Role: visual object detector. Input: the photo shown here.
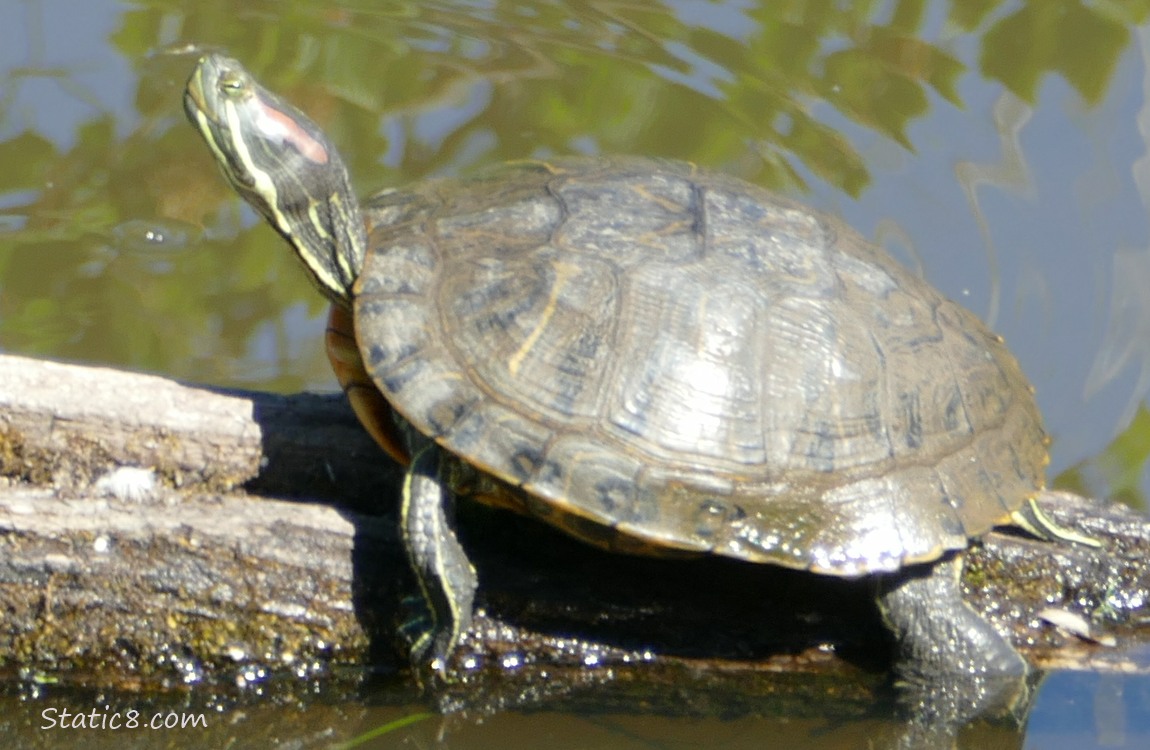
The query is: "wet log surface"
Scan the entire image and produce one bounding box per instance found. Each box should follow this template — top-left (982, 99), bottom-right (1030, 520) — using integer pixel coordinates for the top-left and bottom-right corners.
top-left (1, 353), bottom-right (1149, 711)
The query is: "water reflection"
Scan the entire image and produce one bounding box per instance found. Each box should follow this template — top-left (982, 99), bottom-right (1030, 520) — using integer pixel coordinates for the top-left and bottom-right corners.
top-left (3, 668), bottom-right (1148, 748)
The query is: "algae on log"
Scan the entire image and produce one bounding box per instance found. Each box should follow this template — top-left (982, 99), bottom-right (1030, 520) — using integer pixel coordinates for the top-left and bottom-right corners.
top-left (0, 353), bottom-right (1148, 694)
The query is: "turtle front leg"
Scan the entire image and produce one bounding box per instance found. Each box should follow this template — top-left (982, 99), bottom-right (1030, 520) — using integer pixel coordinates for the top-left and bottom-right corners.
top-left (401, 445), bottom-right (478, 671)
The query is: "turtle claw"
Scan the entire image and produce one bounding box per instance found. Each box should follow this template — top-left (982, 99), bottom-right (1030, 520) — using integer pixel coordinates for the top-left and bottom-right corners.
top-left (397, 605), bottom-right (432, 648)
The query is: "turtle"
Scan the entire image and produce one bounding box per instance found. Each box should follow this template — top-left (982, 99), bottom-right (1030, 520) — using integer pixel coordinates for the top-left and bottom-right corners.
top-left (183, 53), bottom-right (1092, 686)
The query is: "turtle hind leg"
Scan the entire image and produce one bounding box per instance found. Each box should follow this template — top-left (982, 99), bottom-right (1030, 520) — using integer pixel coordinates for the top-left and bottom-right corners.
top-left (401, 445), bottom-right (478, 673)
top-left (877, 554), bottom-right (1030, 733)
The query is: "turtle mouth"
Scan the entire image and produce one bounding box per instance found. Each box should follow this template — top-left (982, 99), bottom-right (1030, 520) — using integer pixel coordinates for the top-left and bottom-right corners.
top-left (183, 66), bottom-right (217, 150)
top-left (184, 59), bottom-right (206, 107)
top-left (183, 87), bottom-right (205, 130)
top-left (183, 63), bottom-right (255, 199)
top-left (183, 58), bottom-right (224, 130)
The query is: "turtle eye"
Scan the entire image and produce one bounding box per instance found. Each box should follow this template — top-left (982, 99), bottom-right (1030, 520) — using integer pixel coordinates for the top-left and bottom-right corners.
top-left (218, 72), bottom-right (245, 96)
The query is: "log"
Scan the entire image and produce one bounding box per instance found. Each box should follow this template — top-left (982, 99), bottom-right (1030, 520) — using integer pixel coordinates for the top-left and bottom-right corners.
top-left (0, 353), bottom-right (1148, 704)
top-left (0, 353), bottom-right (402, 503)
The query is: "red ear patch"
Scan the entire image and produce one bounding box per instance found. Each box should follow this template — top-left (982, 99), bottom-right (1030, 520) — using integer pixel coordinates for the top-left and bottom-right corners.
top-left (257, 100), bottom-right (330, 165)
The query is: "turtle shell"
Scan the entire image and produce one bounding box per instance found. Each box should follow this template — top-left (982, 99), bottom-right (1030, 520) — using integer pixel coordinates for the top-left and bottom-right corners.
top-left (352, 156), bottom-right (1046, 577)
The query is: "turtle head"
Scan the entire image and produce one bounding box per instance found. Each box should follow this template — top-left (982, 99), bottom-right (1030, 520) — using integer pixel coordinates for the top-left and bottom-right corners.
top-left (184, 54), bottom-right (364, 305)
